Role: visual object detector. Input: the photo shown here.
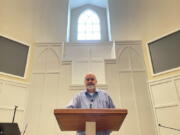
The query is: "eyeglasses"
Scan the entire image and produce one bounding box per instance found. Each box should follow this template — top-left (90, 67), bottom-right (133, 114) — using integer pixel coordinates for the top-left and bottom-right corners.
top-left (85, 78), bottom-right (95, 81)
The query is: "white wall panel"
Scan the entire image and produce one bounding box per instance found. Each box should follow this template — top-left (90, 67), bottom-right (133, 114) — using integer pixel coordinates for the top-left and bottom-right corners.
top-left (117, 48), bottom-right (130, 70)
top-left (151, 81), bottom-right (178, 107)
top-left (149, 75), bottom-right (180, 135)
top-left (37, 73), bottom-right (60, 135)
top-left (0, 79), bottom-right (29, 132)
top-left (72, 60), bottom-right (105, 84)
top-left (33, 48), bottom-right (47, 73)
top-left (25, 74), bottom-right (44, 135)
top-left (0, 109), bottom-right (24, 128)
top-left (0, 81), bottom-right (3, 94)
top-left (159, 126), bottom-right (180, 135)
top-left (133, 72), bottom-right (155, 135)
top-left (129, 47), bottom-right (144, 70)
top-left (0, 83), bottom-right (28, 109)
top-left (25, 42), bottom-right (155, 135)
top-left (174, 78), bottom-right (180, 101)
top-left (63, 42), bottom-right (115, 85)
top-left (119, 72), bottom-right (140, 135)
top-left (156, 106), bottom-right (180, 129)
top-left (25, 74), bottom-right (61, 135)
top-left (63, 43), bottom-right (115, 61)
top-left (156, 106), bottom-right (180, 135)
top-left (90, 60), bottom-right (105, 84)
top-left (25, 45), bottom-right (61, 135)
top-left (46, 49), bottom-right (60, 72)
top-left (116, 43), bottom-right (155, 135)
top-left (72, 61), bottom-right (89, 84)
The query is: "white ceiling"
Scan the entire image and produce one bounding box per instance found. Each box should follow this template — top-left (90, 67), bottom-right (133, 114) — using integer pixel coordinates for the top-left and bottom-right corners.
top-left (70, 0), bottom-right (108, 9)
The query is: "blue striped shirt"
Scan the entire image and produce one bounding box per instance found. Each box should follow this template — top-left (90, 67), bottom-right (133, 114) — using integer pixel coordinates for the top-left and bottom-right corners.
top-left (66, 89), bottom-right (115, 135)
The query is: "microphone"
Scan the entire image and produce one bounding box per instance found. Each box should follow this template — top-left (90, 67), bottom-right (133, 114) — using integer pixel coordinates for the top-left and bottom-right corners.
top-left (159, 124), bottom-right (180, 131)
top-left (90, 99), bottom-right (94, 109)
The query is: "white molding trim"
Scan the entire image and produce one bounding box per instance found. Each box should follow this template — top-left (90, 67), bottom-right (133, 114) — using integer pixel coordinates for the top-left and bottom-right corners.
top-left (5, 82), bottom-right (28, 89)
top-left (70, 84), bottom-right (108, 90)
top-left (148, 73), bottom-right (180, 84)
top-left (35, 42), bottom-right (63, 47)
top-left (130, 71), bottom-right (142, 135)
top-left (174, 77), bottom-right (180, 82)
top-left (0, 72), bottom-right (26, 80)
top-left (148, 83), bottom-right (159, 135)
top-left (34, 40), bottom-right (142, 46)
top-left (0, 78), bottom-right (30, 86)
top-left (64, 41), bottom-right (114, 46)
top-left (104, 59), bottom-right (116, 64)
top-left (173, 78), bottom-right (180, 103)
top-left (61, 59), bottom-right (116, 65)
top-left (61, 60), bottom-right (72, 65)
top-left (146, 82), bottom-right (159, 135)
top-left (32, 71), bottom-right (61, 74)
top-left (118, 69), bottom-right (145, 72)
top-left (0, 106), bottom-right (25, 112)
top-left (154, 103), bottom-right (178, 109)
top-left (149, 80), bottom-right (172, 86)
top-left (115, 40), bottom-right (141, 45)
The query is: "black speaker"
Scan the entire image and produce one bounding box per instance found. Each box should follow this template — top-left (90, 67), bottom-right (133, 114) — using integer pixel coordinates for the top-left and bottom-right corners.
top-left (0, 123), bottom-right (20, 135)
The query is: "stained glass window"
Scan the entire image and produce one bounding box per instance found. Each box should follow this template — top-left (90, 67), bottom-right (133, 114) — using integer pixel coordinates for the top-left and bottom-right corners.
top-left (78, 9), bottom-right (101, 40)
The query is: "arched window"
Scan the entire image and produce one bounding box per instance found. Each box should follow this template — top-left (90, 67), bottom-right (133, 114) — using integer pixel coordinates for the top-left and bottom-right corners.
top-left (77, 9), bottom-right (101, 40)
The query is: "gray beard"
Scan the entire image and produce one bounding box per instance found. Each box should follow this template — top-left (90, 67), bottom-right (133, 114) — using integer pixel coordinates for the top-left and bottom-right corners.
top-left (86, 85), bottom-right (95, 90)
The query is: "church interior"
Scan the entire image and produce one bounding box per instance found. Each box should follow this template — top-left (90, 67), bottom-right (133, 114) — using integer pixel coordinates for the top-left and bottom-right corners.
top-left (0, 0), bottom-right (180, 135)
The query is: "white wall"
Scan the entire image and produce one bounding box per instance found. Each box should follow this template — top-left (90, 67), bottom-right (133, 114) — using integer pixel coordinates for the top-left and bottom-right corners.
top-left (148, 75), bottom-right (180, 135)
top-left (141, 0), bottom-right (180, 80)
top-left (0, 79), bottom-right (29, 132)
top-left (108, 0), bottom-right (143, 40)
top-left (141, 1), bottom-right (180, 134)
top-left (23, 41), bottom-right (155, 135)
top-left (0, 0), bottom-right (35, 44)
top-left (62, 42), bottom-right (115, 84)
top-left (0, 1), bottom-right (180, 135)
top-left (142, 0), bottom-right (180, 41)
top-left (110, 41), bottom-right (156, 135)
top-left (1, 0), bottom-right (179, 43)
top-left (0, 0), bottom-right (68, 43)
top-left (0, 0), bottom-right (144, 43)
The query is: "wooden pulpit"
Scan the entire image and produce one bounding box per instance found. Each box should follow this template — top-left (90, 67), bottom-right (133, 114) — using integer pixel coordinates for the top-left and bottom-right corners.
top-left (54, 109), bottom-right (127, 135)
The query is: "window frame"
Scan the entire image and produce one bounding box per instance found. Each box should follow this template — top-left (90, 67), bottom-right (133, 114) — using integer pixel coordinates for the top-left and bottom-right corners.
top-left (77, 9), bottom-right (101, 41)
top-left (69, 5), bottom-right (110, 43)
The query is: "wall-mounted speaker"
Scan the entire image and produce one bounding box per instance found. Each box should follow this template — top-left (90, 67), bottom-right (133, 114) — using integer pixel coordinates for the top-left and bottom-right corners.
top-left (0, 123), bottom-right (20, 135)
top-left (0, 36), bottom-right (30, 78)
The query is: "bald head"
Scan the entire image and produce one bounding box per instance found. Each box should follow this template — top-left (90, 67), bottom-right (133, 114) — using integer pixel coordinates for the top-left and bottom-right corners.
top-left (84, 73), bottom-right (97, 93)
top-left (84, 73), bottom-right (97, 80)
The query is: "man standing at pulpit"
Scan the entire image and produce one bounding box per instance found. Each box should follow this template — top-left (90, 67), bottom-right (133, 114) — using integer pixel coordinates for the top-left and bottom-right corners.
top-left (67, 73), bottom-right (115, 135)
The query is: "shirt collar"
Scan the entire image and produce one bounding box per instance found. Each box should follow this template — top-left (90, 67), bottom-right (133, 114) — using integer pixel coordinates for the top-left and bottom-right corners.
top-left (85, 89), bottom-right (99, 98)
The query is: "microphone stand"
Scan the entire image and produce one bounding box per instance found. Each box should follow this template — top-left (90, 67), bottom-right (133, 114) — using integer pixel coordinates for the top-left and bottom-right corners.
top-left (22, 124), bottom-right (28, 135)
top-left (12, 105), bottom-right (18, 123)
top-left (90, 99), bottom-right (94, 109)
top-left (159, 124), bottom-right (180, 132)
top-left (12, 105), bottom-right (28, 135)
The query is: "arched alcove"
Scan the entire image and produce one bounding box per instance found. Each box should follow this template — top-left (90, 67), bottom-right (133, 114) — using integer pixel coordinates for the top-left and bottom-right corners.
top-left (34, 48), bottom-right (60, 72)
top-left (116, 45), bottom-right (153, 135)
